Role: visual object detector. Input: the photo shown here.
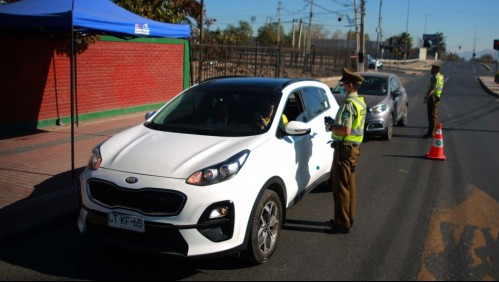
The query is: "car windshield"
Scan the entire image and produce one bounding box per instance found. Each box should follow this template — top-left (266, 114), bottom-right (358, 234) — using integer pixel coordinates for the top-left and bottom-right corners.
top-left (145, 87), bottom-right (282, 137)
top-left (358, 76), bottom-right (388, 96)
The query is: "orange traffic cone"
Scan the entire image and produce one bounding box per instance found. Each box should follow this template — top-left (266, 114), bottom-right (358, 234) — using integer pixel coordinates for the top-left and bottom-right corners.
top-left (426, 123), bottom-right (446, 160)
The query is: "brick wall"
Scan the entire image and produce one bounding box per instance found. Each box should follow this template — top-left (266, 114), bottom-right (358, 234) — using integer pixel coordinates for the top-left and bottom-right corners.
top-left (0, 35), bottom-right (187, 130)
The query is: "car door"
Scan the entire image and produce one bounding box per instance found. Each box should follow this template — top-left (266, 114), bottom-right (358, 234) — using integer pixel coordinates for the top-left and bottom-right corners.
top-left (295, 86), bottom-right (336, 185)
top-left (390, 76), bottom-right (404, 121)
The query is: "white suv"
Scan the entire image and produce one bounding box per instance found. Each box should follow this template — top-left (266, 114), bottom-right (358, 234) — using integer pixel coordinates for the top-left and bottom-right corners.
top-left (77, 77), bottom-right (339, 264)
top-left (368, 54), bottom-right (383, 69)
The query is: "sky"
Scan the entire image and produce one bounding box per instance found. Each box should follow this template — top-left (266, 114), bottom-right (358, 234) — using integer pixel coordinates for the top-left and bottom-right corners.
top-left (203, 0), bottom-right (499, 56)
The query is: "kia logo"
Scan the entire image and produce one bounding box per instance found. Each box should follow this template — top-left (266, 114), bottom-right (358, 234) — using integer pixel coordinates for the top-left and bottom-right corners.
top-left (125, 177), bottom-right (138, 184)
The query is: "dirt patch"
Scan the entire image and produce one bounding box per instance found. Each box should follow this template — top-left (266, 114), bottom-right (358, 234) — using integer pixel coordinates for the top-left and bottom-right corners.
top-left (418, 187), bottom-right (498, 281)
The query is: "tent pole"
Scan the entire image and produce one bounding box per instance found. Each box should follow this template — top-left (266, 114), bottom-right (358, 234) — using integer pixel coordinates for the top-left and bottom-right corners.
top-left (69, 24), bottom-right (75, 179)
top-left (70, 0), bottom-right (76, 178)
top-left (75, 47), bottom-right (79, 126)
top-left (188, 39), bottom-right (193, 86)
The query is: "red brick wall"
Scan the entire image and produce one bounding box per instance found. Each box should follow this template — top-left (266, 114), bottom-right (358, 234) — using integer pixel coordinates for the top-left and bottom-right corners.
top-left (0, 35), bottom-right (186, 128)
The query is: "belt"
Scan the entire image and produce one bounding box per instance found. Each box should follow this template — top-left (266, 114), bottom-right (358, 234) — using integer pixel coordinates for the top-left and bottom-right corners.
top-left (342, 141), bottom-right (361, 147)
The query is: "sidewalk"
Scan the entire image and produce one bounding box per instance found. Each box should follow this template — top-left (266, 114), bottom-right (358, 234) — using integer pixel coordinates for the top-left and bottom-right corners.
top-left (1, 71), bottom-right (498, 243)
top-left (0, 113), bottom-right (145, 242)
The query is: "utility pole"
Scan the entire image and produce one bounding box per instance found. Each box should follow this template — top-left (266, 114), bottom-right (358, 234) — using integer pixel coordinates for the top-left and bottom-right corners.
top-left (298, 19), bottom-right (303, 49)
top-left (353, 0), bottom-right (360, 71)
top-left (307, 0), bottom-right (314, 51)
top-left (199, 0), bottom-right (204, 42)
top-left (277, 1), bottom-right (282, 45)
top-left (198, 0), bottom-right (204, 83)
top-left (404, 0), bottom-right (410, 62)
top-left (359, 0), bottom-right (366, 72)
top-left (292, 18), bottom-right (296, 48)
top-left (375, 0), bottom-right (382, 72)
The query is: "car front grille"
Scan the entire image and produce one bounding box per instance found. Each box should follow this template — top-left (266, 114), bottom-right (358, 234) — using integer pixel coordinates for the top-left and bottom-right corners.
top-left (87, 179), bottom-right (186, 216)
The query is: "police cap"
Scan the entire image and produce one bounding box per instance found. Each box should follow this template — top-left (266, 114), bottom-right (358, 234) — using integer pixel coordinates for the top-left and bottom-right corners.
top-left (339, 67), bottom-right (364, 84)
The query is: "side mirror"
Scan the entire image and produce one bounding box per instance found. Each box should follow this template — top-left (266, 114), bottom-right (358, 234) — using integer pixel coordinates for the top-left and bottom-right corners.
top-left (285, 121), bottom-right (312, 136)
top-left (145, 111), bottom-right (157, 120)
top-left (392, 90), bottom-right (402, 98)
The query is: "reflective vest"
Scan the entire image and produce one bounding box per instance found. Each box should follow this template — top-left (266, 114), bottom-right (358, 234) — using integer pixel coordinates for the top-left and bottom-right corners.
top-left (333, 95), bottom-right (367, 144)
top-left (435, 73), bottom-right (444, 98)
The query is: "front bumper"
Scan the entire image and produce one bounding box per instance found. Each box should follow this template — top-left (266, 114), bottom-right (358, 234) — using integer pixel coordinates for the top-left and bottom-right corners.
top-left (77, 168), bottom-right (256, 257)
top-left (364, 114), bottom-right (389, 136)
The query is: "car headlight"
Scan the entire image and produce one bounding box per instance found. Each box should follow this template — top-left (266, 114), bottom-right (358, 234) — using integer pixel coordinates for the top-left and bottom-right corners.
top-left (186, 150), bottom-right (250, 186)
top-left (369, 104), bottom-right (387, 114)
top-left (87, 144), bottom-right (103, 171)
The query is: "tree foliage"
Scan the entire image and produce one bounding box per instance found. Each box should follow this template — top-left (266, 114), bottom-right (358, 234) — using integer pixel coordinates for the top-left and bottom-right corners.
top-left (432, 32), bottom-right (446, 53)
top-left (256, 23), bottom-right (285, 46)
top-left (112, 0), bottom-right (201, 25)
top-left (206, 21), bottom-right (253, 45)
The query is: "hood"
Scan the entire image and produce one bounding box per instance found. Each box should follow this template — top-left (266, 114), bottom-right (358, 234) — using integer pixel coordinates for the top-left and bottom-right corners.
top-left (99, 124), bottom-right (264, 179)
top-left (333, 93), bottom-right (389, 108)
top-left (358, 94), bottom-right (389, 109)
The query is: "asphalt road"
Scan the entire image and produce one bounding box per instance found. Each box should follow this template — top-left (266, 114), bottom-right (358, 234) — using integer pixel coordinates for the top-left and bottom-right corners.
top-left (0, 62), bottom-right (497, 281)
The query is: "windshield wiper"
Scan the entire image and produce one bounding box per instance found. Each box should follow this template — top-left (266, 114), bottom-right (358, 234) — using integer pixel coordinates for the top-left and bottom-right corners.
top-left (144, 122), bottom-right (168, 131)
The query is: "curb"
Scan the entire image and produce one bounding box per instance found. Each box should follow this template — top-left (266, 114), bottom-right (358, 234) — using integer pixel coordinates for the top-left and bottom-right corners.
top-left (477, 77), bottom-right (499, 98)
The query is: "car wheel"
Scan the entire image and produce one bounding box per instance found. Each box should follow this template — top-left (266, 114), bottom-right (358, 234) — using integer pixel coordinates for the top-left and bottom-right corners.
top-left (382, 114), bottom-right (393, 140)
top-left (397, 105), bottom-right (408, 127)
top-left (242, 189), bottom-right (282, 264)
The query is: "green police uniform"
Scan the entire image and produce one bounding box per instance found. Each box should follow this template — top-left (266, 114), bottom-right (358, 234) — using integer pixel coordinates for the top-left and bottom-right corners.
top-left (329, 68), bottom-right (367, 232)
top-left (425, 61), bottom-right (444, 137)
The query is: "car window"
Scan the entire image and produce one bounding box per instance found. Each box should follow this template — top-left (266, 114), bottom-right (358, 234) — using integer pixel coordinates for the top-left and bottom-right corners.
top-left (146, 87), bottom-right (282, 137)
top-left (283, 91), bottom-right (306, 122)
top-left (389, 77), bottom-right (400, 92)
top-left (358, 77), bottom-right (388, 96)
top-left (300, 87), bottom-right (331, 121)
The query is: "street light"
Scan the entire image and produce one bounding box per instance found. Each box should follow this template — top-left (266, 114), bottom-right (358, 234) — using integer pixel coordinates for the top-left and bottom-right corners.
top-left (424, 13), bottom-right (431, 34)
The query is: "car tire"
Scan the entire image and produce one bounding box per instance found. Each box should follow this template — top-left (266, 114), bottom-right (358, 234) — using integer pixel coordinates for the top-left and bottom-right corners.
top-left (397, 105), bottom-right (408, 127)
top-left (382, 114), bottom-right (393, 141)
top-left (242, 189), bottom-right (282, 264)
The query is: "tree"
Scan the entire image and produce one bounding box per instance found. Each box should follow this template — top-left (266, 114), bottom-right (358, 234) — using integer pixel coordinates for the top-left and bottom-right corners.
top-left (112, 0), bottom-right (201, 24)
top-left (207, 21), bottom-right (253, 45)
top-left (331, 30), bottom-right (343, 40)
top-left (310, 24), bottom-right (330, 40)
top-left (432, 32), bottom-right (446, 54)
top-left (399, 32), bottom-right (413, 59)
top-left (256, 23), bottom-right (284, 46)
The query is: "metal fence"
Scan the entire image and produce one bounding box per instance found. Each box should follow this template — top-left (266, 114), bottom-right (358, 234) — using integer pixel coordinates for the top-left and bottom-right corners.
top-left (190, 42), bottom-right (420, 85)
top-left (190, 43), bottom-right (357, 85)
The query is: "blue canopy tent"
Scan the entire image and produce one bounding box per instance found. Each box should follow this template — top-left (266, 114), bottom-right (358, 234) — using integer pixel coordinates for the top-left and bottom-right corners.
top-left (0, 0), bottom-right (190, 37)
top-left (0, 0), bottom-right (191, 176)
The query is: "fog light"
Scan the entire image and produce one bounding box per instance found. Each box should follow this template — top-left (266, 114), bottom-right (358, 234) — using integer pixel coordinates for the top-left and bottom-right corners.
top-left (209, 207), bottom-right (229, 219)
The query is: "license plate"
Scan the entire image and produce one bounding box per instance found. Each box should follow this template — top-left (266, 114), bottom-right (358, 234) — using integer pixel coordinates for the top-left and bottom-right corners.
top-left (108, 213), bottom-right (145, 233)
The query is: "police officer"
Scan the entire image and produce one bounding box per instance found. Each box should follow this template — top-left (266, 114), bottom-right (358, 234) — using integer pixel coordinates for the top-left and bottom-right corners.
top-left (325, 67), bottom-right (366, 234)
top-left (423, 61), bottom-right (444, 138)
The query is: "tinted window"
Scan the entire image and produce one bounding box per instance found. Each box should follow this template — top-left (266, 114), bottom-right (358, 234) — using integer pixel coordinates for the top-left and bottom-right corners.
top-left (358, 76), bottom-right (388, 96)
top-left (300, 87), bottom-right (331, 121)
top-left (390, 76), bottom-right (400, 92)
top-left (146, 87), bottom-right (281, 137)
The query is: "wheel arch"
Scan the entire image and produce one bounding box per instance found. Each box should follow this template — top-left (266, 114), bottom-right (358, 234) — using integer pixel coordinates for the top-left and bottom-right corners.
top-left (242, 176), bottom-right (287, 246)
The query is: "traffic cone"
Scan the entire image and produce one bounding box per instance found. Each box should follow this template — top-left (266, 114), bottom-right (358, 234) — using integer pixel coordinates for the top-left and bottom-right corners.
top-left (426, 123), bottom-right (446, 160)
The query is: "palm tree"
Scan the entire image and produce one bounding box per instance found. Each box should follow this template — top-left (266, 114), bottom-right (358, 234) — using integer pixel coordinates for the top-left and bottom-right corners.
top-left (398, 32), bottom-right (413, 60)
top-left (432, 32), bottom-right (446, 55)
